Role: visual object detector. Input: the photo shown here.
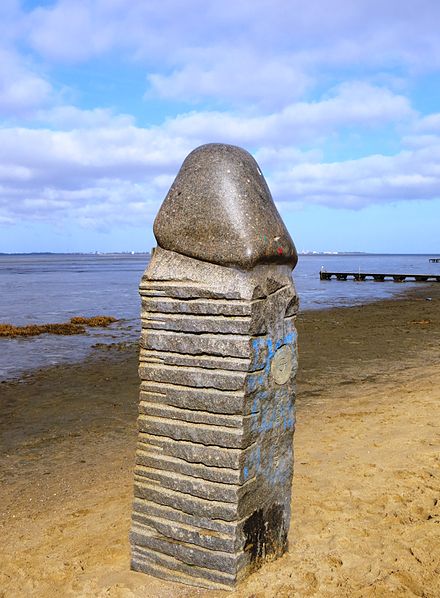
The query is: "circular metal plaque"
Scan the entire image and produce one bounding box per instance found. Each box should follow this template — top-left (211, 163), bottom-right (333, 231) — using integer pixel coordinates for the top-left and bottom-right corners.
top-left (270, 345), bottom-right (294, 385)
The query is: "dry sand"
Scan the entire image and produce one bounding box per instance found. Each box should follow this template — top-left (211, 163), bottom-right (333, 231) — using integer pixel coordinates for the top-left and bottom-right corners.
top-left (1, 286), bottom-right (439, 597)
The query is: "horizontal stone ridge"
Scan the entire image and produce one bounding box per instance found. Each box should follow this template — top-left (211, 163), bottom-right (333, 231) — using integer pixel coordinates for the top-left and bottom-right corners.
top-left (134, 479), bottom-right (239, 521)
top-left (139, 279), bottom-right (241, 301)
top-left (131, 524), bottom-right (241, 573)
top-left (139, 347), bottom-right (250, 371)
top-left (137, 414), bottom-right (244, 447)
top-left (131, 545), bottom-right (236, 589)
top-left (132, 513), bottom-right (235, 552)
top-left (140, 279), bottom-right (295, 305)
top-left (138, 434), bottom-right (242, 468)
top-left (138, 406), bottom-right (258, 449)
top-left (142, 312), bottom-right (251, 334)
top-left (136, 447), bottom-right (240, 484)
top-left (138, 363), bottom-right (246, 391)
top-left (139, 279), bottom-right (207, 291)
top-left (141, 295), bottom-right (253, 316)
top-left (141, 330), bottom-right (250, 358)
top-left (139, 383), bottom-right (245, 414)
top-left (134, 464), bottom-right (242, 503)
top-left (132, 498), bottom-right (238, 534)
top-left (138, 400), bottom-right (243, 428)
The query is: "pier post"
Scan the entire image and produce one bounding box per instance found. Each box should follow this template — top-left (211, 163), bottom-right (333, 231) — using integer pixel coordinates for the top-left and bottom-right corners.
top-left (130, 144), bottom-right (299, 589)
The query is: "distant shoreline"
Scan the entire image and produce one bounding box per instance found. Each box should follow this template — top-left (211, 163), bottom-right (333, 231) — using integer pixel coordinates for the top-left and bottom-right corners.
top-left (0, 251), bottom-right (151, 256)
top-left (1, 251), bottom-right (439, 256)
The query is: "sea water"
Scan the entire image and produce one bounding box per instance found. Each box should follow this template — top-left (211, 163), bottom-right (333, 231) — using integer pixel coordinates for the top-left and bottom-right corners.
top-left (0, 253), bottom-right (437, 381)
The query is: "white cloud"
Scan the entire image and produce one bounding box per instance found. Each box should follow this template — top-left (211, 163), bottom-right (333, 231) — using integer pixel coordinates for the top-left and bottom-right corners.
top-left (0, 124), bottom-right (193, 191)
top-left (148, 50), bottom-right (311, 107)
top-left (0, 114), bottom-right (194, 228)
top-left (270, 140), bottom-right (440, 208)
top-left (163, 83), bottom-right (414, 145)
top-left (0, 49), bottom-right (52, 116)
top-left (23, 0), bottom-right (440, 107)
top-left (0, 0), bottom-right (439, 235)
top-left (26, 1), bottom-right (440, 65)
top-left (0, 88), bottom-right (437, 230)
top-left (27, 1), bottom-right (118, 62)
top-left (35, 105), bottom-right (135, 129)
top-left (0, 0), bottom-right (25, 44)
top-left (413, 113), bottom-right (440, 134)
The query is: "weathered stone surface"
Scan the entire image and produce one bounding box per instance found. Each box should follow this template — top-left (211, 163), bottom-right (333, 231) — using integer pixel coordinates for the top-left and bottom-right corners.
top-left (139, 381), bottom-right (246, 414)
top-left (135, 446), bottom-right (241, 484)
top-left (131, 526), bottom-right (242, 573)
top-left (141, 246), bottom-right (295, 301)
top-left (132, 497), bottom-right (237, 534)
top-left (132, 513), bottom-right (236, 552)
top-left (137, 414), bottom-right (244, 447)
top-left (138, 399), bottom-right (243, 427)
top-left (140, 329), bottom-right (251, 359)
top-left (139, 433), bottom-right (242, 468)
top-left (141, 312), bottom-right (252, 334)
top-left (139, 347), bottom-right (250, 371)
top-left (134, 479), bottom-right (239, 521)
top-left (131, 144), bottom-right (298, 589)
top-left (142, 296), bottom-right (252, 316)
top-left (153, 143), bottom-right (297, 270)
top-left (134, 465), bottom-right (243, 503)
top-left (131, 545), bottom-right (236, 589)
top-left (138, 361), bottom-right (246, 390)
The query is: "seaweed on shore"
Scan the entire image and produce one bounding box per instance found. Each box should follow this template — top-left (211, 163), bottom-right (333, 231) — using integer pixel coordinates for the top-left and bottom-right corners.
top-left (0, 316), bottom-right (118, 338)
top-left (70, 316), bottom-right (118, 327)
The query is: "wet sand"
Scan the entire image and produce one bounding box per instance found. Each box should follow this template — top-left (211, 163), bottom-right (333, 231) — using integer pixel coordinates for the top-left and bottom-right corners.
top-left (1, 285), bottom-right (439, 597)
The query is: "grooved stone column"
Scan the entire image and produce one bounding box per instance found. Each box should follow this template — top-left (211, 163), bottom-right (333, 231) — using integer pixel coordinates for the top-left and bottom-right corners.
top-left (130, 143), bottom-right (299, 590)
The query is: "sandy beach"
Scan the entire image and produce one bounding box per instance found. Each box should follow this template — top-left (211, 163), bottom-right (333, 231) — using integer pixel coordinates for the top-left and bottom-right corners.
top-left (1, 285), bottom-right (439, 597)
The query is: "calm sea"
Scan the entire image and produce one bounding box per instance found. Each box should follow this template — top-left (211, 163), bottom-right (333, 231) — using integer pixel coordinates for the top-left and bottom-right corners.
top-left (0, 253), bottom-right (437, 381)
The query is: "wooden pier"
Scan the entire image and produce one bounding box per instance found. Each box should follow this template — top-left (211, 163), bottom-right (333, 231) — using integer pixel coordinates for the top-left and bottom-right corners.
top-left (320, 271), bottom-right (440, 282)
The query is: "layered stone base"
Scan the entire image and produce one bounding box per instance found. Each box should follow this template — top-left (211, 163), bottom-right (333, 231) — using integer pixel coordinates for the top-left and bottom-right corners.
top-left (130, 247), bottom-right (298, 589)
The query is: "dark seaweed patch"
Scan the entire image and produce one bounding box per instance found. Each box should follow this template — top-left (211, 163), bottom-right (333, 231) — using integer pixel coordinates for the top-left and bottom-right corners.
top-left (243, 503), bottom-right (287, 565)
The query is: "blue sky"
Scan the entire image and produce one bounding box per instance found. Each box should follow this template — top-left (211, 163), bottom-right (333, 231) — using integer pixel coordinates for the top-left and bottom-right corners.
top-left (1, 0), bottom-right (440, 253)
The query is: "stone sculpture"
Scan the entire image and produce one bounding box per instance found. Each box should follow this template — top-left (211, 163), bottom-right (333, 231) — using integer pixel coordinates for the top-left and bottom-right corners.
top-left (130, 143), bottom-right (299, 589)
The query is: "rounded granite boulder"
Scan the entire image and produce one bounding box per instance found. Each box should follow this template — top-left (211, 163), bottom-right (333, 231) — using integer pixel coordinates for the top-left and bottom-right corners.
top-left (153, 143), bottom-right (298, 270)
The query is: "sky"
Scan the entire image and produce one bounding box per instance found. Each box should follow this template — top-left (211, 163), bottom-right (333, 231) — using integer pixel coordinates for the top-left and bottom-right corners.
top-left (1, 0), bottom-right (440, 254)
